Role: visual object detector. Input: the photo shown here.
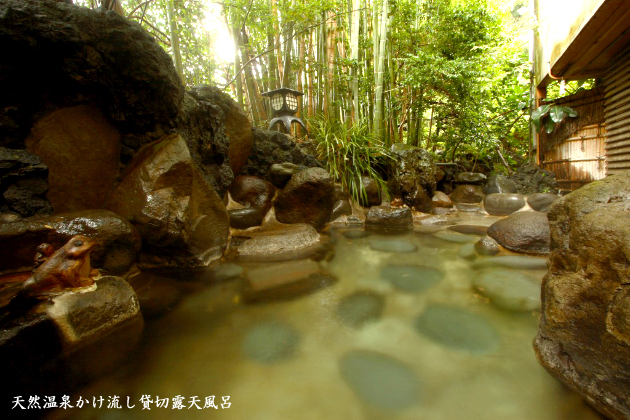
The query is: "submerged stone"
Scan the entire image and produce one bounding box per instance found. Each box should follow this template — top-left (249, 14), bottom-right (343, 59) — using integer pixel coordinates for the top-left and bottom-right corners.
top-left (414, 305), bottom-right (500, 354)
top-left (343, 229), bottom-right (370, 239)
top-left (242, 321), bottom-right (299, 364)
top-left (474, 236), bottom-right (500, 256)
top-left (381, 264), bottom-right (444, 293)
top-left (447, 224), bottom-right (488, 236)
top-left (472, 256), bottom-right (548, 270)
top-left (369, 238), bottom-right (417, 253)
top-left (433, 231), bottom-right (478, 244)
top-left (339, 350), bottom-right (421, 410)
top-left (472, 269), bottom-right (541, 312)
top-left (458, 243), bottom-right (477, 260)
top-left (336, 291), bottom-right (385, 328)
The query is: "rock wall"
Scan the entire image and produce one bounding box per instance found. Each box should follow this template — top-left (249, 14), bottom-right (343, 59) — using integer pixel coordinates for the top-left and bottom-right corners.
top-left (535, 171), bottom-right (630, 420)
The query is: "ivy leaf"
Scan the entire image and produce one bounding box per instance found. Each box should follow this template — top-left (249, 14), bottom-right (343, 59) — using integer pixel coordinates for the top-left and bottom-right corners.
top-left (562, 106), bottom-right (578, 117)
top-left (550, 106), bottom-right (566, 123)
top-left (544, 117), bottom-right (555, 133)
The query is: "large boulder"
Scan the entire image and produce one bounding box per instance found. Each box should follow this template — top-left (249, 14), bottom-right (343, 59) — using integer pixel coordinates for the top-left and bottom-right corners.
top-left (487, 211), bottom-right (550, 255)
top-left (358, 176), bottom-right (382, 207)
top-left (509, 163), bottom-right (558, 194)
top-left (105, 134), bottom-right (229, 266)
top-left (527, 192), bottom-right (560, 212)
top-left (450, 184), bottom-right (484, 204)
top-left (239, 128), bottom-right (322, 180)
top-left (0, 147), bottom-right (51, 217)
top-left (229, 175), bottom-right (275, 215)
top-left (535, 172), bottom-right (630, 420)
top-left (274, 167), bottom-right (335, 231)
top-left (0, 209), bottom-right (141, 275)
top-left (483, 193), bottom-right (526, 216)
top-left (365, 206), bottom-right (413, 232)
top-left (388, 144), bottom-right (437, 213)
top-left (483, 173), bottom-right (518, 195)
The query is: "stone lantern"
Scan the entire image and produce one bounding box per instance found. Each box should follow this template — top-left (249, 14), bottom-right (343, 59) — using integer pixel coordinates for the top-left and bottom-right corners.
top-left (261, 87), bottom-right (308, 135)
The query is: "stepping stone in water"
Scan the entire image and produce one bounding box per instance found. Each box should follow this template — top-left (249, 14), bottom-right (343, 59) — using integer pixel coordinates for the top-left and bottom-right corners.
top-left (381, 264), bottom-right (444, 293)
top-left (343, 229), bottom-right (370, 240)
top-left (472, 255), bottom-right (548, 270)
top-left (433, 230), bottom-right (478, 244)
top-left (336, 291), bottom-right (385, 328)
top-left (414, 305), bottom-right (500, 355)
top-left (339, 350), bottom-right (421, 411)
top-left (472, 269), bottom-right (541, 312)
top-left (369, 238), bottom-right (417, 253)
top-left (458, 243), bottom-right (477, 260)
top-left (242, 321), bottom-right (299, 364)
top-left (448, 225), bottom-right (488, 236)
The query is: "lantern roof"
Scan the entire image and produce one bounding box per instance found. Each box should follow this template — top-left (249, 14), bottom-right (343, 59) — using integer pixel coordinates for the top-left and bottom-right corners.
top-left (261, 87), bottom-right (304, 97)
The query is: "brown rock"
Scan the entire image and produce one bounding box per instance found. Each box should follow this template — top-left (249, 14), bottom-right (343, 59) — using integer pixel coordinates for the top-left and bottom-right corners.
top-left (358, 176), bottom-right (382, 207)
top-left (366, 206), bottom-right (413, 232)
top-left (105, 134), bottom-right (229, 266)
top-left (229, 208), bottom-right (264, 230)
top-left (448, 225), bottom-right (488, 236)
top-left (331, 199), bottom-right (353, 221)
top-left (487, 211), bottom-right (550, 255)
top-left (535, 172), bottom-right (630, 420)
top-left (450, 184), bottom-right (484, 203)
top-left (229, 175), bottom-right (275, 215)
top-left (0, 209), bottom-right (141, 275)
top-left (25, 104), bottom-right (121, 213)
top-left (274, 167), bottom-right (334, 231)
top-left (474, 236), bottom-right (500, 256)
top-left (432, 191), bottom-right (453, 208)
top-left (483, 193), bottom-right (526, 216)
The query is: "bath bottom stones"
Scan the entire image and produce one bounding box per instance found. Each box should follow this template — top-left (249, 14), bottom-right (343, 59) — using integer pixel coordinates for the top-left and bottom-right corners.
top-left (472, 269), bottom-right (541, 312)
top-left (447, 224), bottom-right (488, 236)
top-left (414, 305), bottom-right (499, 354)
top-left (343, 229), bottom-right (370, 240)
top-left (380, 264), bottom-right (443, 293)
top-left (472, 256), bottom-right (548, 270)
top-left (339, 350), bottom-right (420, 410)
top-left (369, 238), bottom-right (417, 253)
top-left (433, 231), bottom-right (478, 244)
top-left (242, 321), bottom-right (299, 364)
top-left (336, 291), bottom-right (385, 328)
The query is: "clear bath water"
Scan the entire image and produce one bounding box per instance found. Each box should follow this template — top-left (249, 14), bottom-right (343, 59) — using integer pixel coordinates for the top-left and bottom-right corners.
top-left (46, 214), bottom-right (603, 420)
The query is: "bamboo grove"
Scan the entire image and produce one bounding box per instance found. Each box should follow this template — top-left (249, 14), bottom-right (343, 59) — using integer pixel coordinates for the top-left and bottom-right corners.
top-left (77, 0), bottom-right (533, 167)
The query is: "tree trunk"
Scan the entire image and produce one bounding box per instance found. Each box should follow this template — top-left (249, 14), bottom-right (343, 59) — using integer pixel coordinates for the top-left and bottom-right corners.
top-left (166, 0), bottom-right (184, 83)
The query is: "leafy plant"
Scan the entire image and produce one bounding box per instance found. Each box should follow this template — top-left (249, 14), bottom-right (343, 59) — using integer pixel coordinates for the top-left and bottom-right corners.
top-left (531, 104), bottom-right (578, 133)
top-left (308, 116), bottom-right (393, 204)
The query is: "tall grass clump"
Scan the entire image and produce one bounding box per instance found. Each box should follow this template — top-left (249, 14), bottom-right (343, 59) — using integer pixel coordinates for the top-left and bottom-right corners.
top-left (309, 116), bottom-right (393, 204)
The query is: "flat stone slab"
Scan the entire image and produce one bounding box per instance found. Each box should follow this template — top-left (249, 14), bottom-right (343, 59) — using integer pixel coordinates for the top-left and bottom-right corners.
top-left (447, 224), bottom-right (488, 236)
top-left (472, 269), bottom-right (541, 312)
top-left (369, 238), bottom-right (418, 253)
top-left (381, 264), bottom-right (444, 293)
top-left (414, 305), bottom-right (500, 355)
top-left (339, 350), bottom-right (421, 411)
top-left (242, 321), bottom-right (299, 364)
top-left (472, 256), bottom-right (548, 270)
top-left (433, 231), bottom-right (478, 244)
top-left (234, 223), bottom-right (326, 261)
top-left (336, 291), bottom-right (385, 328)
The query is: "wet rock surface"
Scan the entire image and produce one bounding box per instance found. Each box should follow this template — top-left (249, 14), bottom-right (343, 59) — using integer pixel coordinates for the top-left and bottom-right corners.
top-left (229, 208), bottom-right (264, 230)
top-left (483, 193), bottom-right (526, 216)
top-left (414, 305), bottom-right (499, 355)
top-left (365, 206), bottom-right (413, 231)
top-left (432, 191), bottom-right (453, 208)
top-left (450, 184), bottom-right (484, 204)
top-left (381, 264), bottom-right (444, 293)
top-left (339, 350), bottom-right (421, 411)
top-left (229, 175), bottom-right (275, 215)
top-left (454, 172), bottom-right (486, 184)
top-left (0, 147), bottom-right (51, 217)
top-left (336, 291), bottom-right (385, 328)
top-left (0, 209), bottom-right (141, 275)
top-left (472, 269), bottom-right (541, 312)
top-left (527, 193), bottom-right (560, 212)
top-left (358, 176), bottom-right (382, 207)
top-left (232, 223), bottom-right (326, 261)
top-left (274, 167), bottom-right (335, 231)
top-left (535, 172), bottom-right (630, 420)
top-left (509, 163), bottom-right (558, 195)
top-left (269, 162), bottom-right (301, 188)
top-left (483, 174), bottom-right (517, 194)
top-left (330, 199), bottom-right (352, 221)
top-left (388, 144), bottom-right (436, 212)
top-left (105, 134), bottom-right (229, 266)
top-left (487, 211), bottom-right (550, 255)
top-left (474, 236), bottom-right (500, 256)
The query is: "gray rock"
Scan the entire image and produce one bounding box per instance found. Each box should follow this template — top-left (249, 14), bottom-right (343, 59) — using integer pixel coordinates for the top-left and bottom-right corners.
top-left (483, 174), bottom-right (517, 195)
top-left (414, 305), bottom-right (500, 354)
top-left (509, 163), bottom-right (558, 195)
top-left (527, 193), bottom-right (560, 212)
top-left (369, 238), bottom-right (418, 253)
top-left (388, 144), bottom-right (437, 212)
top-left (472, 269), bottom-right (541, 312)
top-left (474, 236), bottom-right (500, 256)
top-left (269, 162), bottom-right (301, 188)
top-left (229, 208), bottom-right (263, 229)
top-left (451, 184), bottom-right (484, 203)
top-left (0, 147), bottom-right (51, 217)
top-left (483, 193), bottom-right (526, 216)
top-left (487, 211), bottom-right (550, 255)
top-left (336, 291), bottom-right (385, 328)
top-left (535, 171), bottom-right (630, 420)
top-left (330, 199), bottom-right (352, 221)
top-left (242, 321), bottom-right (299, 363)
top-left (0, 209), bottom-right (141, 275)
top-left (381, 264), bottom-right (444, 293)
top-left (358, 176), bottom-right (382, 207)
top-left (339, 350), bottom-right (421, 410)
top-left (454, 172), bottom-right (487, 184)
top-left (274, 167), bottom-right (335, 231)
top-left (366, 206), bottom-right (413, 232)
